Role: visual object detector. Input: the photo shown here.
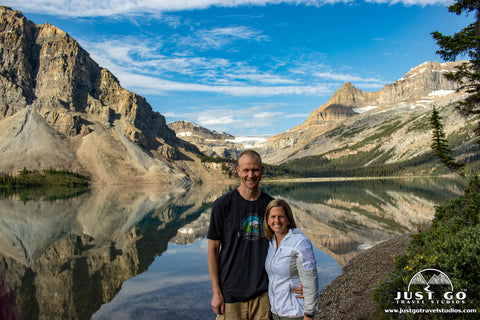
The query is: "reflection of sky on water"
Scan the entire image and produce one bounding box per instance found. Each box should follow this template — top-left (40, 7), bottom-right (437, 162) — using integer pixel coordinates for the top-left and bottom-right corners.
top-left (92, 238), bottom-right (212, 320)
top-left (92, 237), bottom-right (340, 320)
top-left (312, 245), bottom-right (342, 290)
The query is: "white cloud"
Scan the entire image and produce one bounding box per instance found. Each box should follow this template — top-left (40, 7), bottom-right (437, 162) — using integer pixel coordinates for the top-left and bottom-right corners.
top-left (78, 35), bottom-right (334, 99)
top-left (225, 72), bottom-right (298, 85)
top-left (165, 104), bottom-right (291, 134)
top-left (356, 82), bottom-right (387, 90)
top-left (312, 71), bottom-right (381, 83)
top-left (254, 111), bottom-right (284, 119)
top-left (100, 66), bottom-right (332, 97)
top-left (109, 273), bottom-right (211, 301)
top-left (365, 0), bottom-right (452, 5)
top-left (291, 61), bottom-right (386, 88)
top-left (81, 37), bottom-right (165, 69)
top-left (285, 113), bottom-right (310, 118)
top-left (7, 0), bottom-right (452, 17)
top-left (198, 115), bottom-right (239, 126)
top-left (86, 38), bottom-right (229, 77)
top-left (14, 2), bottom-right (390, 100)
top-left (292, 59), bottom-right (361, 77)
top-left (181, 26), bottom-right (269, 50)
top-left (81, 35), bottom-right (298, 87)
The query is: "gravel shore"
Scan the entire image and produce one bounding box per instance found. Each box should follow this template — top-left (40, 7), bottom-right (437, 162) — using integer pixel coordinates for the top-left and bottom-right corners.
top-left (315, 235), bottom-right (411, 320)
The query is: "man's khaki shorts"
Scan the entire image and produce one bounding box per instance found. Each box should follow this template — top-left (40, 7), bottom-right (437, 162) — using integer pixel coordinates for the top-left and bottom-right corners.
top-left (216, 292), bottom-right (271, 320)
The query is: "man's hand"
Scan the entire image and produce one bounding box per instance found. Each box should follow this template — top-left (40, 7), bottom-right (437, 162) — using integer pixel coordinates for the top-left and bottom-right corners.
top-left (211, 292), bottom-right (225, 315)
top-left (293, 283), bottom-right (304, 298)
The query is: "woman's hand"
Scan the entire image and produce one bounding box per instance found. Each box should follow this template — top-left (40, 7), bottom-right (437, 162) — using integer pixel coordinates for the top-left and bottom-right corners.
top-left (293, 283), bottom-right (304, 298)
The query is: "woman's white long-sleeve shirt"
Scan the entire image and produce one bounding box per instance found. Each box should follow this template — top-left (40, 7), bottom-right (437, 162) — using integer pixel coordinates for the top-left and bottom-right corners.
top-left (265, 228), bottom-right (319, 317)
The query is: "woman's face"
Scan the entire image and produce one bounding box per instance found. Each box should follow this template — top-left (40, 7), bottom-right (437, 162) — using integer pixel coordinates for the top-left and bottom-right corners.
top-left (267, 206), bottom-right (289, 236)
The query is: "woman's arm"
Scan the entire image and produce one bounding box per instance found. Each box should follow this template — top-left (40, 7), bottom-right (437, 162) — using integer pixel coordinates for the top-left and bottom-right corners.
top-left (296, 239), bottom-right (319, 316)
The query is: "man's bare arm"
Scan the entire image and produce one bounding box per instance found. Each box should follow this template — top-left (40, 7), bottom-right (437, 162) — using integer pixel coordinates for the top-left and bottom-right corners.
top-left (208, 239), bottom-right (224, 315)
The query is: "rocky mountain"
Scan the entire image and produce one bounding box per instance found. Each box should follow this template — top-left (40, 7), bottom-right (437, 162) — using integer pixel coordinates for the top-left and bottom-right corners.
top-left (303, 61), bottom-right (459, 127)
top-left (255, 61), bottom-right (478, 171)
top-left (168, 121), bottom-right (241, 158)
top-left (0, 7), bottom-right (217, 186)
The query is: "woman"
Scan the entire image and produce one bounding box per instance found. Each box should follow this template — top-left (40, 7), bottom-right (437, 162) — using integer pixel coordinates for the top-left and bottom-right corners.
top-left (264, 199), bottom-right (319, 320)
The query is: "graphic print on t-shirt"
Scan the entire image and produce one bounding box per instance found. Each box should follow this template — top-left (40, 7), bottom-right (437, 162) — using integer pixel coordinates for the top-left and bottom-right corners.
top-left (238, 214), bottom-right (265, 240)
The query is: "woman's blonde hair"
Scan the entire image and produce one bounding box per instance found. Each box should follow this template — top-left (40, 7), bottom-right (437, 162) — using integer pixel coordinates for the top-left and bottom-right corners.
top-left (264, 198), bottom-right (297, 240)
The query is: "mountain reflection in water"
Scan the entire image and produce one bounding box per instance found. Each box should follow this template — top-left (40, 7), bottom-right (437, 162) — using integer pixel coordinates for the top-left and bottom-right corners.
top-left (0, 177), bottom-right (464, 320)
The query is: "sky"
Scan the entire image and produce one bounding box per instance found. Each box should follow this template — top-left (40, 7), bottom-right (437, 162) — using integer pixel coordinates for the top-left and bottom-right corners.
top-left (5, 0), bottom-right (474, 136)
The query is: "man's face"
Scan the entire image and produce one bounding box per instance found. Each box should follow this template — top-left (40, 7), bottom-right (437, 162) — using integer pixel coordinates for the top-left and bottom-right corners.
top-left (237, 154), bottom-right (264, 191)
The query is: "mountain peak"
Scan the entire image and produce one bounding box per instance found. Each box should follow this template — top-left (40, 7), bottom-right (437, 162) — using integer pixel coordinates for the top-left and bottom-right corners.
top-left (332, 82), bottom-right (364, 102)
top-left (340, 82), bottom-right (356, 89)
top-left (168, 121), bottom-right (238, 158)
top-left (299, 60), bottom-right (462, 129)
top-left (38, 22), bottom-right (68, 38)
top-left (302, 82), bottom-right (366, 126)
top-left (401, 60), bottom-right (448, 80)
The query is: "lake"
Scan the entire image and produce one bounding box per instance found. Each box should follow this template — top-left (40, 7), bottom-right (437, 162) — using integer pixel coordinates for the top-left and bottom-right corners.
top-left (0, 177), bottom-right (465, 320)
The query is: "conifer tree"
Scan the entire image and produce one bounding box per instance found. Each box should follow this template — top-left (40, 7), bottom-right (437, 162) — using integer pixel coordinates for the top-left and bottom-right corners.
top-left (430, 105), bottom-right (466, 179)
top-left (431, 0), bottom-right (480, 138)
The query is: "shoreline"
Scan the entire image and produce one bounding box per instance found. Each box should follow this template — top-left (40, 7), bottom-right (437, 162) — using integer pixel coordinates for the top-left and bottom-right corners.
top-left (263, 174), bottom-right (457, 183)
top-left (314, 235), bottom-right (411, 320)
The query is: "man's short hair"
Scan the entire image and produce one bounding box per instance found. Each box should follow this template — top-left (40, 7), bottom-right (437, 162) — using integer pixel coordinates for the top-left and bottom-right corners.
top-left (238, 150), bottom-right (262, 166)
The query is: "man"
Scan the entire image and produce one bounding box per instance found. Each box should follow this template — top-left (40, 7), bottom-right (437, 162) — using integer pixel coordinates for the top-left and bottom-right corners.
top-left (207, 150), bottom-right (273, 320)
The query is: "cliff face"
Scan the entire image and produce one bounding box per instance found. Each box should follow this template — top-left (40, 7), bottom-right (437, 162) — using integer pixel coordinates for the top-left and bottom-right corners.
top-left (0, 7), bottom-right (200, 185)
top-left (303, 61), bottom-right (461, 128)
top-left (256, 60), bottom-right (470, 165)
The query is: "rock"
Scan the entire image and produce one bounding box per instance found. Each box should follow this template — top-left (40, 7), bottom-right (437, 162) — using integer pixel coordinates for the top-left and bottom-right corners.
top-left (315, 235), bottom-right (410, 320)
top-left (0, 107), bottom-right (80, 173)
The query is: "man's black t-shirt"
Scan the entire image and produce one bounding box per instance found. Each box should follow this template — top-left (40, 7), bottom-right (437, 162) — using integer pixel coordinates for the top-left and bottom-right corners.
top-left (207, 189), bottom-right (273, 303)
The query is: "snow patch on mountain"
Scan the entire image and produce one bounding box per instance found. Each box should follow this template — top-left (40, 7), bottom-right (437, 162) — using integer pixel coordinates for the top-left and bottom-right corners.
top-left (353, 106), bottom-right (379, 113)
top-left (428, 90), bottom-right (455, 97)
top-left (228, 136), bottom-right (269, 148)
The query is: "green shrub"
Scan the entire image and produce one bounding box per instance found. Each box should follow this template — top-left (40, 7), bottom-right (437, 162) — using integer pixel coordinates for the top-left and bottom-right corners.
top-left (373, 176), bottom-right (480, 319)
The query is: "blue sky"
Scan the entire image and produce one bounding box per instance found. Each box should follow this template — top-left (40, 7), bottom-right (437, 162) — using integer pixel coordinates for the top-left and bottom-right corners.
top-left (6, 0), bottom-right (473, 136)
